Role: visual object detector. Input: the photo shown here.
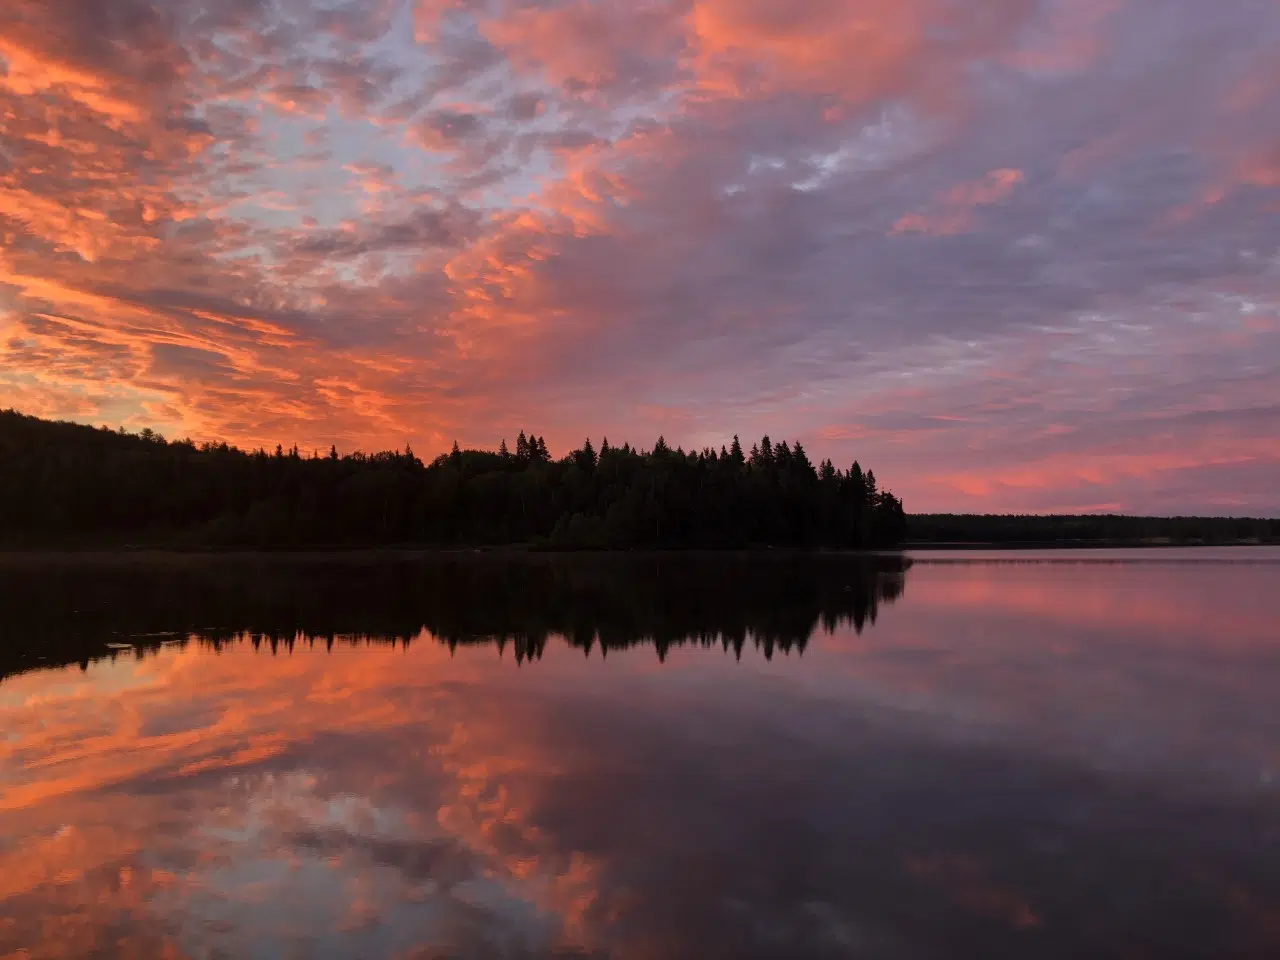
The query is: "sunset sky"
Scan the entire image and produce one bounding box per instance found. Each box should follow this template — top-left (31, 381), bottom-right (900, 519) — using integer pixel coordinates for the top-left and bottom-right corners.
top-left (1, 0), bottom-right (1278, 514)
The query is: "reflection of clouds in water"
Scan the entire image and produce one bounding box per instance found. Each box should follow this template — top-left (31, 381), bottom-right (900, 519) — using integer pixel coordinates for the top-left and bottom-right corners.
top-left (0, 645), bottom-right (613, 958)
top-left (173, 769), bottom-right (580, 958)
top-left (797, 561), bottom-right (1280, 788)
top-left (1, 559), bottom-right (1280, 957)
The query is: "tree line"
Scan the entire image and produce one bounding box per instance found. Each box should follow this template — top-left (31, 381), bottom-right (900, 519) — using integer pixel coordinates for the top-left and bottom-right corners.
top-left (907, 513), bottom-right (1279, 546)
top-left (0, 552), bottom-right (910, 680)
top-left (0, 410), bottom-right (907, 548)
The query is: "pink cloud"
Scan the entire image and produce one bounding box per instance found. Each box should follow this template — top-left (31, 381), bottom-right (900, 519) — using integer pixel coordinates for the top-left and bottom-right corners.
top-left (1, 0), bottom-right (1278, 513)
top-left (893, 168), bottom-right (1026, 236)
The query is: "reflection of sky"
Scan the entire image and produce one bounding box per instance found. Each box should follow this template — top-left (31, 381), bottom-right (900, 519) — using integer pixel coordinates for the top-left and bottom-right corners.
top-left (2, 558), bottom-right (1280, 957)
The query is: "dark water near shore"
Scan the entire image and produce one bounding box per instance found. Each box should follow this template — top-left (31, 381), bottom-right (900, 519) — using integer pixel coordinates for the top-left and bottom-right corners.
top-left (1, 549), bottom-right (1278, 958)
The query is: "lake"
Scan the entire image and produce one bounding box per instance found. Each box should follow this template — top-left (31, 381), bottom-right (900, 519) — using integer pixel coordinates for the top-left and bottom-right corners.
top-left (1, 549), bottom-right (1278, 958)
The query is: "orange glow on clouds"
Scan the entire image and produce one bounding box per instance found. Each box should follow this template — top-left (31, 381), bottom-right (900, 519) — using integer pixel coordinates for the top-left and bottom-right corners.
top-left (893, 168), bottom-right (1026, 235)
top-left (4, 559), bottom-right (1280, 954)
top-left (1, 0), bottom-right (1278, 512)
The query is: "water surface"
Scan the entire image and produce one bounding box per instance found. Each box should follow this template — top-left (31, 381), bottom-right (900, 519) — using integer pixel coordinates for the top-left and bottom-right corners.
top-left (1, 550), bottom-right (1278, 958)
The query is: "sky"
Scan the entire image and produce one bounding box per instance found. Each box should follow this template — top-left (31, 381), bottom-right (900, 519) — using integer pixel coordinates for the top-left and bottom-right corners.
top-left (0, 0), bottom-right (1278, 515)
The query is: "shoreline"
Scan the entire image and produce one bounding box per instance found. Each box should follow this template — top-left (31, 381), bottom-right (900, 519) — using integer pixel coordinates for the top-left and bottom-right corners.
top-left (0, 541), bottom-right (1273, 566)
top-left (0, 545), bottom-right (913, 565)
top-left (903, 539), bottom-right (1275, 550)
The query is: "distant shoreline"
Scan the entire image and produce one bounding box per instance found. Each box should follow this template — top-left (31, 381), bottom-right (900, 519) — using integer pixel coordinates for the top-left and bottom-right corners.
top-left (904, 539), bottom-right (1276, 550)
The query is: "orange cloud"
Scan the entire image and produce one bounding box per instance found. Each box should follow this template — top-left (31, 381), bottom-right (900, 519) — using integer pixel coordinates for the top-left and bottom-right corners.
top-left (928, 432), bottom-right (1280, 499)
top-left (893, 168), bottom-right (1026, 235)
top-left (413, 0), bottom-right (470, 42)
top-left (688, 0), bottom-right (1035, 108)
top-left (1, 0), bottom-right (1277, 516)
top-left (0, 37), bottom-right (143, 123)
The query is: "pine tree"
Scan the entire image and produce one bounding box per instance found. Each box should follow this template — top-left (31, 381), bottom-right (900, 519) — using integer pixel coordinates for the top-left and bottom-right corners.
top-left (516, 431), bottom-right (529, 461)
top-left (730, 434), bottom-right (745, 465)
top-left (792, 441), bottom-right (812, 474)
top-left (499, 438), bottom-right (510, 459)
top-left (0, 411), bottom-right (913, 550)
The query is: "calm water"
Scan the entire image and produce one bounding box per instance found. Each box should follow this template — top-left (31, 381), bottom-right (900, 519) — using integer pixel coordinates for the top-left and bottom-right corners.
top-left (1, 550), bottom-right (1278, 959)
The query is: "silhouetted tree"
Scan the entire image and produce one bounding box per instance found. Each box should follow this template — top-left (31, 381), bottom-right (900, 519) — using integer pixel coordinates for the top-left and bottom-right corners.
top-left (8, 408), bottom-right (1257, 551)
top-left (0, 552), bottom-right (912, 681)
top-left (0, 410), bottom-right (918, 549)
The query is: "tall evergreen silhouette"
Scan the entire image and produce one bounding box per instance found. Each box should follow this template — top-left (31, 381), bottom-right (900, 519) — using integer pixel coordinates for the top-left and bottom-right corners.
top-left (0, 409), bottom-right (907, 548)
top-left (4, 408), bottom-right (1268, 548)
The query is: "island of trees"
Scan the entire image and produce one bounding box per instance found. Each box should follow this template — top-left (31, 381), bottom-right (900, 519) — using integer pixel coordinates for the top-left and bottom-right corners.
top-left (0, 410), bottom-right (906, 549)
top-left (4, 410), bottom-right (1273, 550)
top-left (0, 551), bottom-right (910, 681)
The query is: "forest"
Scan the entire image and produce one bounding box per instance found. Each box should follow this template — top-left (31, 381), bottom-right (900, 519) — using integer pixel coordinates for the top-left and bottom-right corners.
top-left (907, 512), bottom-right (1279, 546)
top-left (0, 410), bottom-right (906, 549)
top-left (0, 552), bottom-right (909, 680)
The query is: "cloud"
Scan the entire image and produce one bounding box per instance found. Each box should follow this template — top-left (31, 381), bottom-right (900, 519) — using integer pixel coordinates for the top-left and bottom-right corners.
top-left (412, 108), bottom-right (486, 150)
top-left (687, 0), bottom-right (1036, 108)
top-left (1, 0), bottom-right (1279, 512)
top-left (291, 204), bottom-right (481, 259)
top-left (3, 592), bottom-right (1279, 955)
top-left (892, 168), bottom-right (1026, 235)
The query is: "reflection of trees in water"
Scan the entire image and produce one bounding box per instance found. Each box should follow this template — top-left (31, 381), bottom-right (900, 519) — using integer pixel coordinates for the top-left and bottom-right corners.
top-left (0, 553), bottom-right (909, 679)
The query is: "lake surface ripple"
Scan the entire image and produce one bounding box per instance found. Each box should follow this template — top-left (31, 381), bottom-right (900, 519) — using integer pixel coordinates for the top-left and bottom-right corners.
top-left (1, 549), bottom-right (1278, 958)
